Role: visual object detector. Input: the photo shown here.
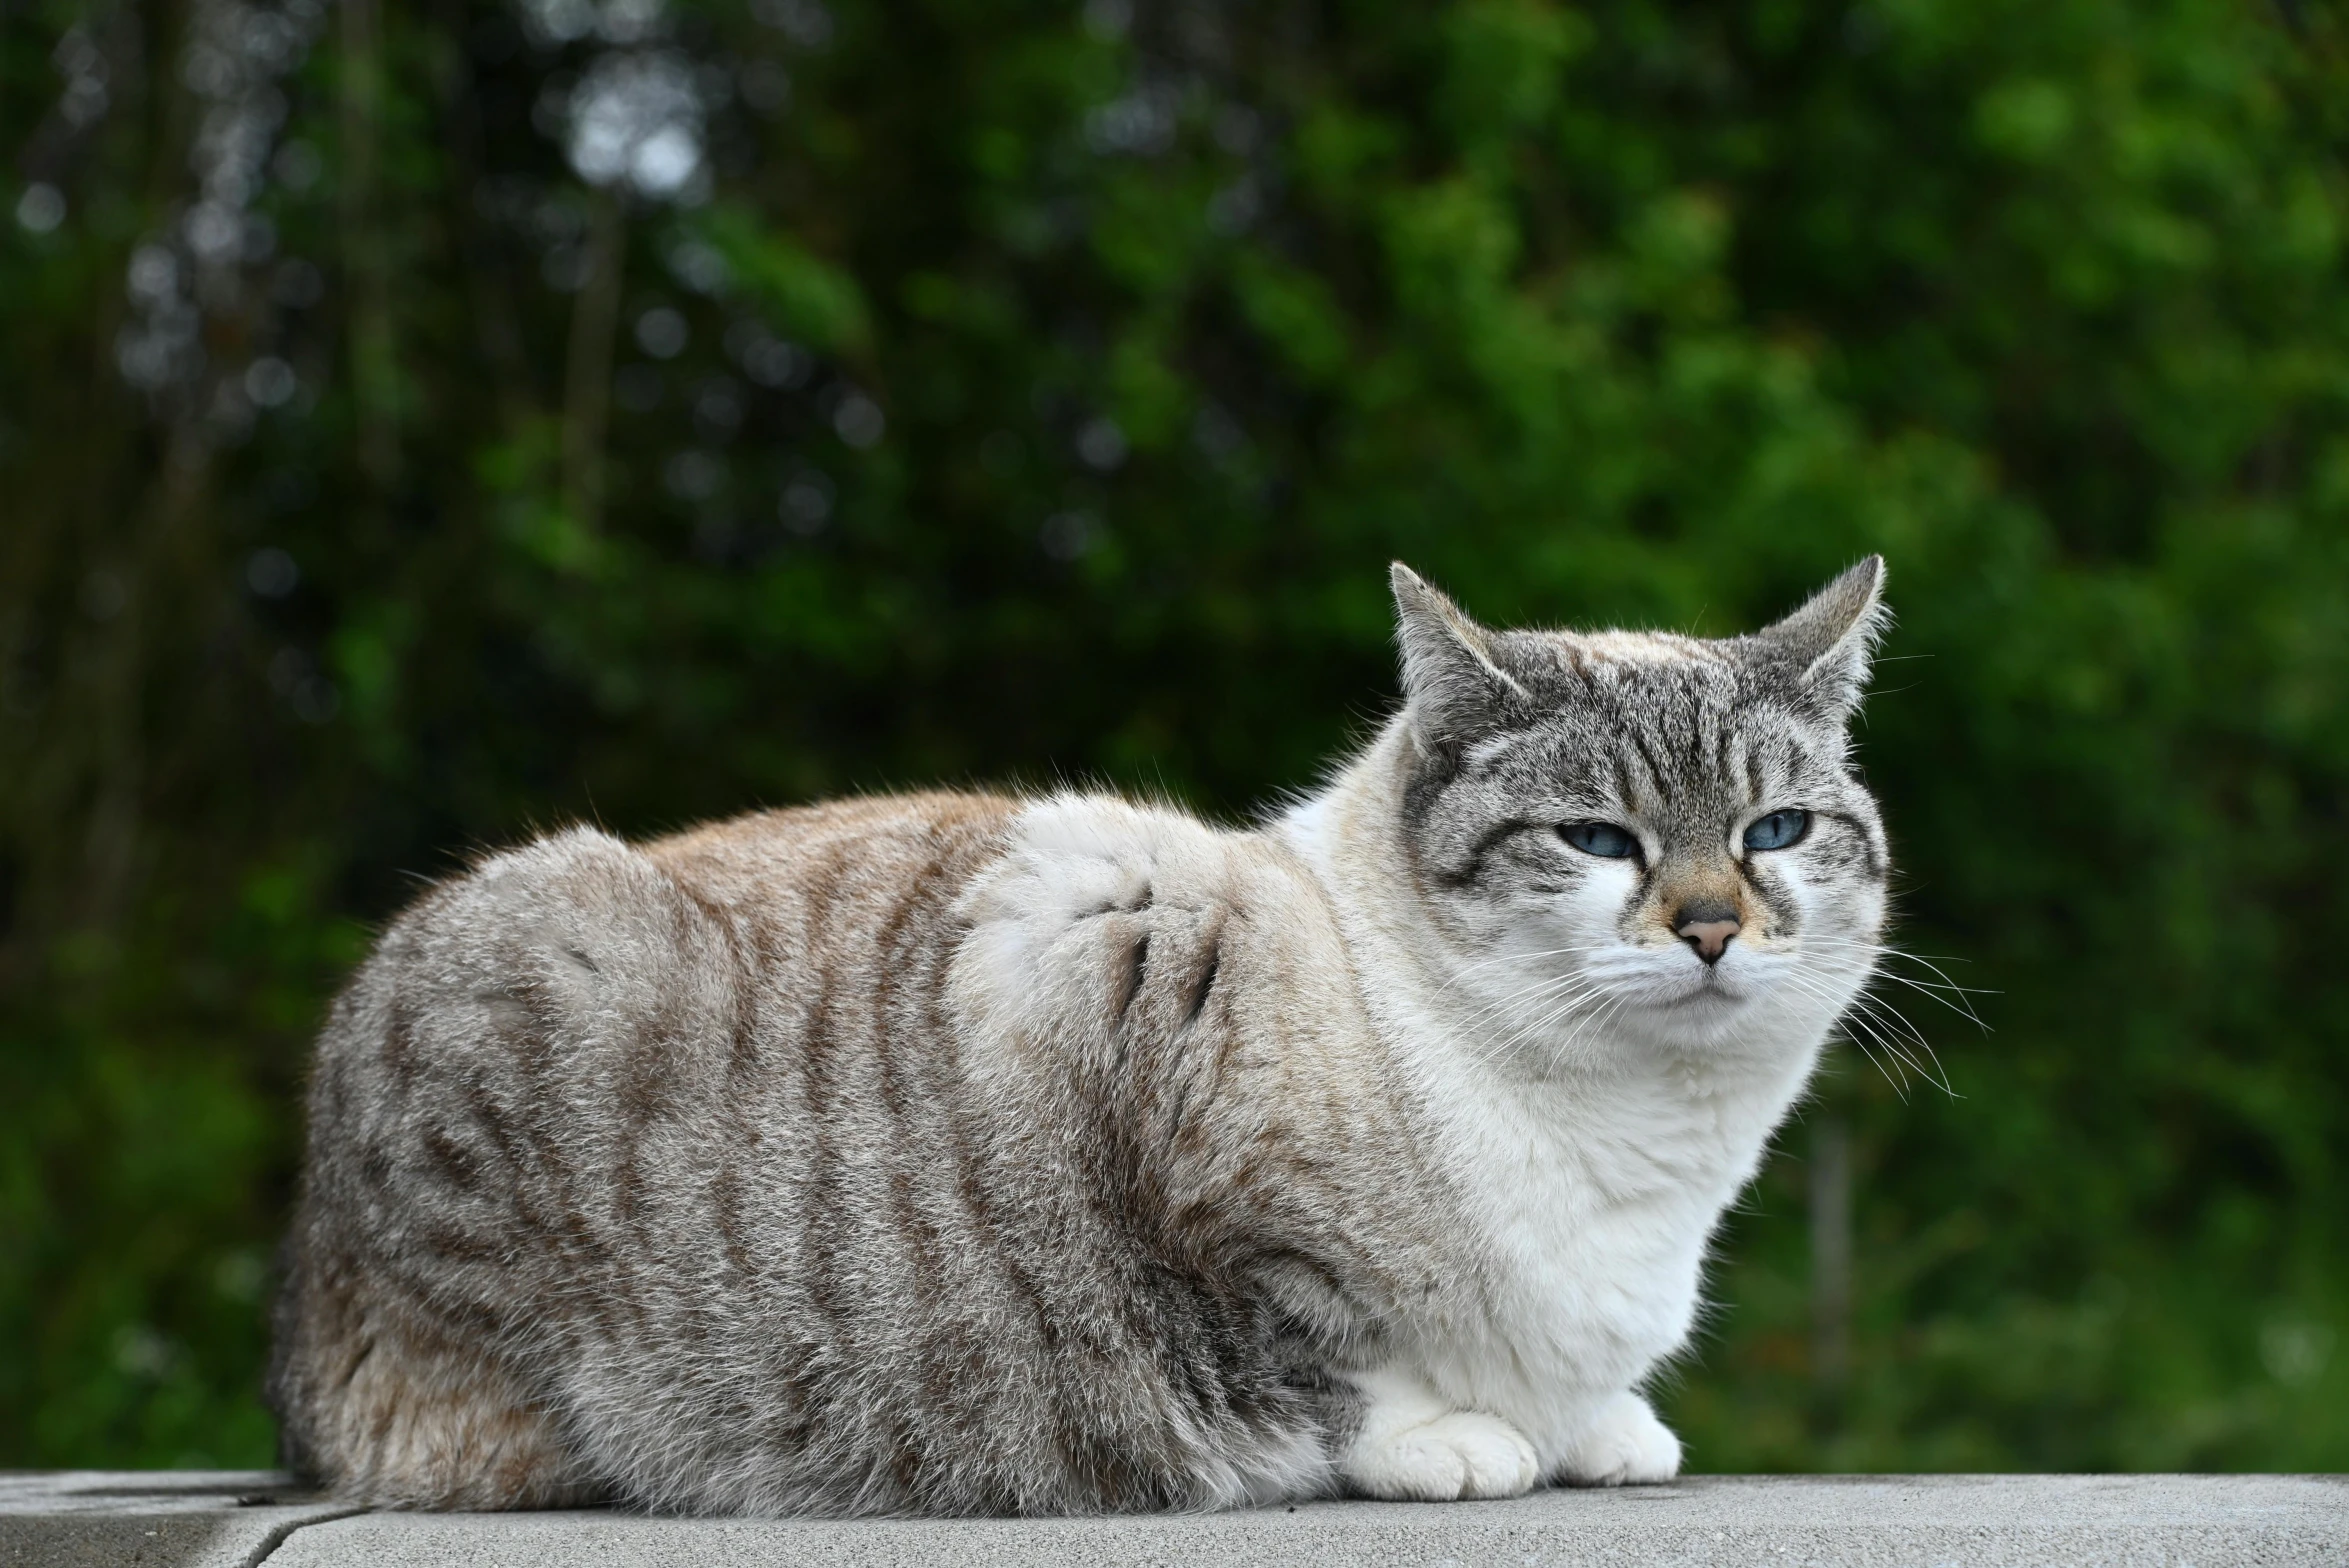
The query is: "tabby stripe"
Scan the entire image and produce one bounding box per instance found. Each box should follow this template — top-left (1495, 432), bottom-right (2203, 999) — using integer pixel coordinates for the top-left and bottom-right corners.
top-left (794, 842), bottom-right (855, 1333)
top-left (1437, 817), bottom-right (1544, 889)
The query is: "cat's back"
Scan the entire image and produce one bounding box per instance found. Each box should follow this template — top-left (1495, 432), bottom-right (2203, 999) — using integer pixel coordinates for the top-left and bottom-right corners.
top-left (646, 789), bottom-right (1021, 913)
top-left (298, 788), bottom-right (1026, 1170)
top-left (271, 791), bottom-right (1029, 1508)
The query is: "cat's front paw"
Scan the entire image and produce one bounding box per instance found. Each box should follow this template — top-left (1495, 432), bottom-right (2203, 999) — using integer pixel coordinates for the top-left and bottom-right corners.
top-left (1553, 1390), bottom-right (1682, 1487)
top-left (1346, 1410), bottom-right (1540, 1502)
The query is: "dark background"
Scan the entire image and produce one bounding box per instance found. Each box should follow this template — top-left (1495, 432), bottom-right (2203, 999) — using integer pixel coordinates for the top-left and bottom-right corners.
top-left (4, 0), bottom-right (2345, 1472)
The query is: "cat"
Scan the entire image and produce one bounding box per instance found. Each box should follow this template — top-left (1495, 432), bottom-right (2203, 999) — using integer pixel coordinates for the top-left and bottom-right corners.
top-left (268, 558), bottom-right (1891, 1516)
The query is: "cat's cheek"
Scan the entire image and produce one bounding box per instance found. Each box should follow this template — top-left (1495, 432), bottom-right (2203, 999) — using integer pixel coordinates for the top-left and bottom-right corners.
top-left (1786, 857), bottom-right (1889, 949)
top-left (1557, 857), bottom-right (1641, 947)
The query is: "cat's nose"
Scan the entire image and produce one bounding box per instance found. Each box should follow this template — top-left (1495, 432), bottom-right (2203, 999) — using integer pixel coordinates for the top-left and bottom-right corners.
top-left (1673, 900), bottom-right (1741, 965)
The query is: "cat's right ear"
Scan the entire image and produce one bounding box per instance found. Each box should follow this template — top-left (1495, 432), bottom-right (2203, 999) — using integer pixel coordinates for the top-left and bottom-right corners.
top-left (1391, 563), bottom-right (1526, 749)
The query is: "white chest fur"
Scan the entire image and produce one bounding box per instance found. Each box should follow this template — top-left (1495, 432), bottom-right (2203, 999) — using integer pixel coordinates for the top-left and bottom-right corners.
top-left (1400, 1034), bottom-right (1816, 1458)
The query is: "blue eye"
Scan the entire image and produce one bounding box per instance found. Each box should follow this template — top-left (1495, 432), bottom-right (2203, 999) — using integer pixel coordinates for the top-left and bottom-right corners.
top-left (1560, 821), bottom-right (1640, 860)
top-left (1744, 809), bottom-right (1811, 852)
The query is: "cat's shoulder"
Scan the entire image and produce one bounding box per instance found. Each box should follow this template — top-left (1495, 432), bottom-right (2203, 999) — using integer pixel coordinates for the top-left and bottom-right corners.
top-left (948, 792), bottom-right (1335, 1038)
top-left (964, 791), bottom-right (1315, 926)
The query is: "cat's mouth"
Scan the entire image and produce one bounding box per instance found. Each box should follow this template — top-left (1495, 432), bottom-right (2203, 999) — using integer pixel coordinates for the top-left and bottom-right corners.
top-left (1573, 950), bottom-right (1766, 1010)
top-left (1647, 962), bottom-right (1761, 1009)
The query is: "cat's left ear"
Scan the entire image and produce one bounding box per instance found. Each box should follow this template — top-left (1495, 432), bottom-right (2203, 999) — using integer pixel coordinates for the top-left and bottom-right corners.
top-left (1750, 556), bottom-right (1888, 719)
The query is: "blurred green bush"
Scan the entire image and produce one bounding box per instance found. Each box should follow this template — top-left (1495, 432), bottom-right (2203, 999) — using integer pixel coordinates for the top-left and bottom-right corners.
top-left (2, 0), bottom-right (2344, 1470)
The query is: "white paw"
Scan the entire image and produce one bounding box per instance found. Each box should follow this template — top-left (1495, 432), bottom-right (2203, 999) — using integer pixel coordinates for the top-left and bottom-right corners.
top-left (1347, 1410), bottom-right (1540, 1502)
top-left (1553, 1390), bottom-right (1682, 1487)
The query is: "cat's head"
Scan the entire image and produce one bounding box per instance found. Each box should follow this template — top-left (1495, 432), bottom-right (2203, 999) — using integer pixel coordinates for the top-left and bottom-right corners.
top-left (1385, 560), bottom-right (1890, 1065)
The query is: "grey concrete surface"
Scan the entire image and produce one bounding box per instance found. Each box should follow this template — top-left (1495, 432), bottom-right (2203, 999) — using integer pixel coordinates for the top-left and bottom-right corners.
top-left (0, 1471), bottom-right (360, 1568)
top-left (4, 1471), bottom-right (2342, 1567)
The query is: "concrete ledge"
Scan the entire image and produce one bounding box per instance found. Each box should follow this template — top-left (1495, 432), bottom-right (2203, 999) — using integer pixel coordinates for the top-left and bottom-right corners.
top-left (4, 1470), bottom-right (2343, 1567)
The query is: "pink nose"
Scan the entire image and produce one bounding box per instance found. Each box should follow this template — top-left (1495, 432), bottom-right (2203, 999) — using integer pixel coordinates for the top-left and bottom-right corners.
top-left (1674, 904), bottom-right (1741, 965)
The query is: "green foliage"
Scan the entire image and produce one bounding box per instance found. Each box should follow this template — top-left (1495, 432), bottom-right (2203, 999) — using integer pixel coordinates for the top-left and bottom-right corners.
top-left (3, 0), bottom-right (2345, 1470)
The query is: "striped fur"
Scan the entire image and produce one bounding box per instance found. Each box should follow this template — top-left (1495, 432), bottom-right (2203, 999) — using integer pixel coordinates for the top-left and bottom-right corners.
top-left (270, 561), bottom-right (1893, 1515)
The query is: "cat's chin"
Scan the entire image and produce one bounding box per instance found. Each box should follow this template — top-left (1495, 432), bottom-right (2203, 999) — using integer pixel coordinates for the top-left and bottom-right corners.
top-left (1640, 981), bottom-right (1759, 1023)
top-left (1607, 960), bottom-right (1856, 1059)
top-left (1599, 965), bottom-right (1791, 1044)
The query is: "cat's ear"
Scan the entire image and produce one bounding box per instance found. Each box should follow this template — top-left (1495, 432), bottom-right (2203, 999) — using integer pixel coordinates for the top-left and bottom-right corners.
top-left (1750, 555), bottom-right (1888, 719)
top-left (1391, 563), bottom-right (1527, 747)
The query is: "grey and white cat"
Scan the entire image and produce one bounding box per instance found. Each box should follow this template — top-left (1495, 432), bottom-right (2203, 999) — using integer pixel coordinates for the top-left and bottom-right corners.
top-left (270, 559), bottom-right (1891, 1515)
